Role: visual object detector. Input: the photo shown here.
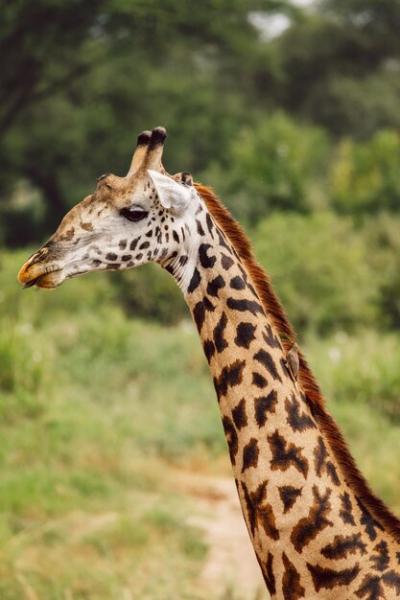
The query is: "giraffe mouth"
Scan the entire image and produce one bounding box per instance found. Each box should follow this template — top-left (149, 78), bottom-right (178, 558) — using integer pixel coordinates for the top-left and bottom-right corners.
top-left (18, 263), bottom-right (64, 289)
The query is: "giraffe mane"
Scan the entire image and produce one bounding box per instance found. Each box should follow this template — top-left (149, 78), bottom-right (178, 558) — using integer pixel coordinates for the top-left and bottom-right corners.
top-left (195, 182), bottom-right (400, 542)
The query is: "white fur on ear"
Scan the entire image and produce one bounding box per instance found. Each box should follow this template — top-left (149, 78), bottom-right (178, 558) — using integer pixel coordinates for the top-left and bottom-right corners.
top-left (147, 170), bottom-right (191, 215)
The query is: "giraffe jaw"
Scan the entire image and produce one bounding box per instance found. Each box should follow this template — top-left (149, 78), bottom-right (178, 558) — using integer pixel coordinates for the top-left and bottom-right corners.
top-left (18, 262), bottom-right (65, 289)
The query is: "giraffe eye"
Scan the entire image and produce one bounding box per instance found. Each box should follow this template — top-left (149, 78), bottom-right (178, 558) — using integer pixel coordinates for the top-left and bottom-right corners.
top-left (120, 207), bottom-right (149, 223)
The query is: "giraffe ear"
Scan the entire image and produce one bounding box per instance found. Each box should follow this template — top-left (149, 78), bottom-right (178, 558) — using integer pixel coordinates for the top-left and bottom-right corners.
top-left (147, 169), bottom-right (191, 215)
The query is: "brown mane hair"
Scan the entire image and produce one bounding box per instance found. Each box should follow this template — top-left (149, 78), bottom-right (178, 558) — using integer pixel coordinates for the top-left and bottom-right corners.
top-left (195, 182), bottom-right (400, 541)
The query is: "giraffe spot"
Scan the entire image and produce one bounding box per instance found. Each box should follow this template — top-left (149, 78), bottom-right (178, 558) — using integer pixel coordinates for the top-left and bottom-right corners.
top-left (206, 213), bottom-right (214, 235)
top-left (307, 562), bottom-right (360, 593)
top-left (262, 552), bottom-right (276, 596)
top-left (241, 438), bottom-right (259, 472)
top-left (172, 230), bottom-right (179, 243)
top-left (241, 481), bottom-right (279, 541)
top-left (202, 340), bottom-right (215, 363)
top-left (105, 252), bottom-right (118, 261)
top-left (222, 416), bottom-right (238, 465)
top-left (234, 322), bottom-right (256, 349)
top-left (254, 390), bottom-right (277, 427)
top-left (81, 222), bottom-right (93, 231)
top-left (285, 395), bottom-right (316, 432)
top-left (232, 398), bottom-right (247, 430)
top-left (130, 238), bottom-right (139, 251)
top-left (221, 253), bottom-right (234, 270)
top-left (192, 298), bottom-right (215, 333)
top-left (213, 312), bottom-right (228, 353)
top-left (118, 239), bottom-right (127, 249)
top-left (254, 349), bottom-right (282, 382)
top-left (282, 552), bottom-right (305, 600)
top-left (262, 324), bottom-right (281, 348)
top-left (196, 219), bottom-right (205, 236)
top-left (370, 541), bottom-right (390, 572)
top-left (187, 267), bottom-right (201, 294)
top-left (216, 228), bottom-right (230, 250)
top-left (139, 241), bottom-right (150, 250)
top-left (207, 275), bottom-right (225, 298)
top-left (382, 571), bottom-right (400, 594)
top-left (213, 359), bottom-right (245, 400)
top-left (321, 533), bottom-right (367, 559)
top-left (356, 497), bottom-right (384, 542)
top-left (278, 485), bottom-right (302, 514)
top-left (356, 574), bottom-right (385, 599)
top-left (290, 486), bottom-right (333, 553)
top-left (268, 430), bottom-right (309, 478)
top-left (230, 275), bottom-right (245, 290)
top-left (199, 243), bottom-right (216, 268)
top-left (121, 254), bottom-right (132, 261)
top-left (227, 297), bottom-right (263, 316)
top-left (339, 492), bottom-right (356, 526)
top-left (252, 372), bottom-right (267, 388)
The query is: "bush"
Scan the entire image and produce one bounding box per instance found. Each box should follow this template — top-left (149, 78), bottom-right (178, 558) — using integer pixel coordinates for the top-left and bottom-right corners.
top-left (203, 112), bottom-right (330, 224)
top-left (253, 212), bottom-right (378, 334)
top-left (330, 130), bottom-right (400, 215)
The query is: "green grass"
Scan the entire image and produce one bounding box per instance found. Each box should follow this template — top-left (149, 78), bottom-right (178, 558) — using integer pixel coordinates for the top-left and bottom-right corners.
top-left (0, 249), bottom-right (400, 597)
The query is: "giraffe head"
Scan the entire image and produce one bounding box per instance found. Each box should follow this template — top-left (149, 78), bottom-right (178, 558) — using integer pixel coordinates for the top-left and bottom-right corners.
top-left (18, 127), bottom-right (201, 290)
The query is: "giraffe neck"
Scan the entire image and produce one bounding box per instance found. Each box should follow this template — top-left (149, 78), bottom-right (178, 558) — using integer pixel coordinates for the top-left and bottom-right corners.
top-left (164, 206), bottom-right (400, 598)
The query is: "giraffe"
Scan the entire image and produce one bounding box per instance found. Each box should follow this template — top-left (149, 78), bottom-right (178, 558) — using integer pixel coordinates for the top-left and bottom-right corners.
top-left (18, 127), bottom-right (400, 598)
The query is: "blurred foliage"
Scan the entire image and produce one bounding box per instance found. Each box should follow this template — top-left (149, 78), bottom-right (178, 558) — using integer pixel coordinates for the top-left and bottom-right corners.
top-left (330, 130), bottom-right (400, 215)
top-left (253, 212), bottom-right (377, 333)
top-left (1, 0), bottom-right (400, 332)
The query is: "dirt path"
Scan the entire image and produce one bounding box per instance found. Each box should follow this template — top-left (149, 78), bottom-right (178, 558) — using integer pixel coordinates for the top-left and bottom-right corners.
top-left (176, 472), bottom-right (268, 600)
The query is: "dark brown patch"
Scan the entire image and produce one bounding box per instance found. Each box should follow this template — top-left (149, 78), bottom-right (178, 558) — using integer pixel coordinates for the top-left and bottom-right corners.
top-left (278, 485), bottom-right (302, 514)
top-left (339, 492), bottom-right (356, 526)
top-left (254, 391), bottom-right (277, 427)
top-left (307, 562), bottom-right (360, 592)
top-left (314, 436), bottom-right (340, 486)
top-left (222, 416), bottom-right (238, 465)
top-left (213, 359), bottom-right (245, 400)
top-left (382, 571), bottom-right (400, 594)
top-left (241, 481), bottom-right (279, 541)
top-left (321, 533), bottom-right (367, 559)
top-left (202, 340), bottom-right (215, 363)
top-left (290, 486), bottom-right (333, 552)
top-left (188, 267), bottom-right (201, 293)
top-left (268, 430), bottom-right (309, 478)
top-left (254, 349), bottom-right (282, 382)
top-left (285, 395), bottom-right (316, 432)
top-left (213, 312), bottom-right (228, 353)
top-left (252, 372), bottom-right (267, 388)
top-left (80, 222), bottom-right (93, 231)
top-left (221, 253), bottom-right (234, 270)
top-left (262, 552), bottom-right (276, 596)
top-left (227, 297), bottom-right (263, 316)
top-left (370, 541), bottom-right (390, 572)
top-left (230, 275), bottom-right (246, 290)
top-left (232, 399), bottom-right (247, 430)
top-left (234, 322), bottom-right (256, 349)
top-left (356, 575), bottom-right (385, 599)
top-left (106, 252), bottom-right (118, 261)
top-left (262, 324), bottom-right (281, 348)
top-left (241, 438), bottom-right (259, 472)
top-left (199, 243), bottom-right (216, 268)
top-left (192, 298), bottom-right (215, 333)
top-left (282, 552), bottom-right (305, 600)
top-left (356, 498), bottom-right (384, 542)
top-left (207, 275), bottom-right (225, 298)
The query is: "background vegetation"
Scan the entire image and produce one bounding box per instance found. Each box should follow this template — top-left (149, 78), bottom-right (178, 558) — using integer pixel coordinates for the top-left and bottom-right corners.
top-left (1, 1), bottom-right (400, 598)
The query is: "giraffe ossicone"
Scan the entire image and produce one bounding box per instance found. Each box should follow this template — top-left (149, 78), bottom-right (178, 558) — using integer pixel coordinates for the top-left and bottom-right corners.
top-left (18, 126), bottom-right (400, 598)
